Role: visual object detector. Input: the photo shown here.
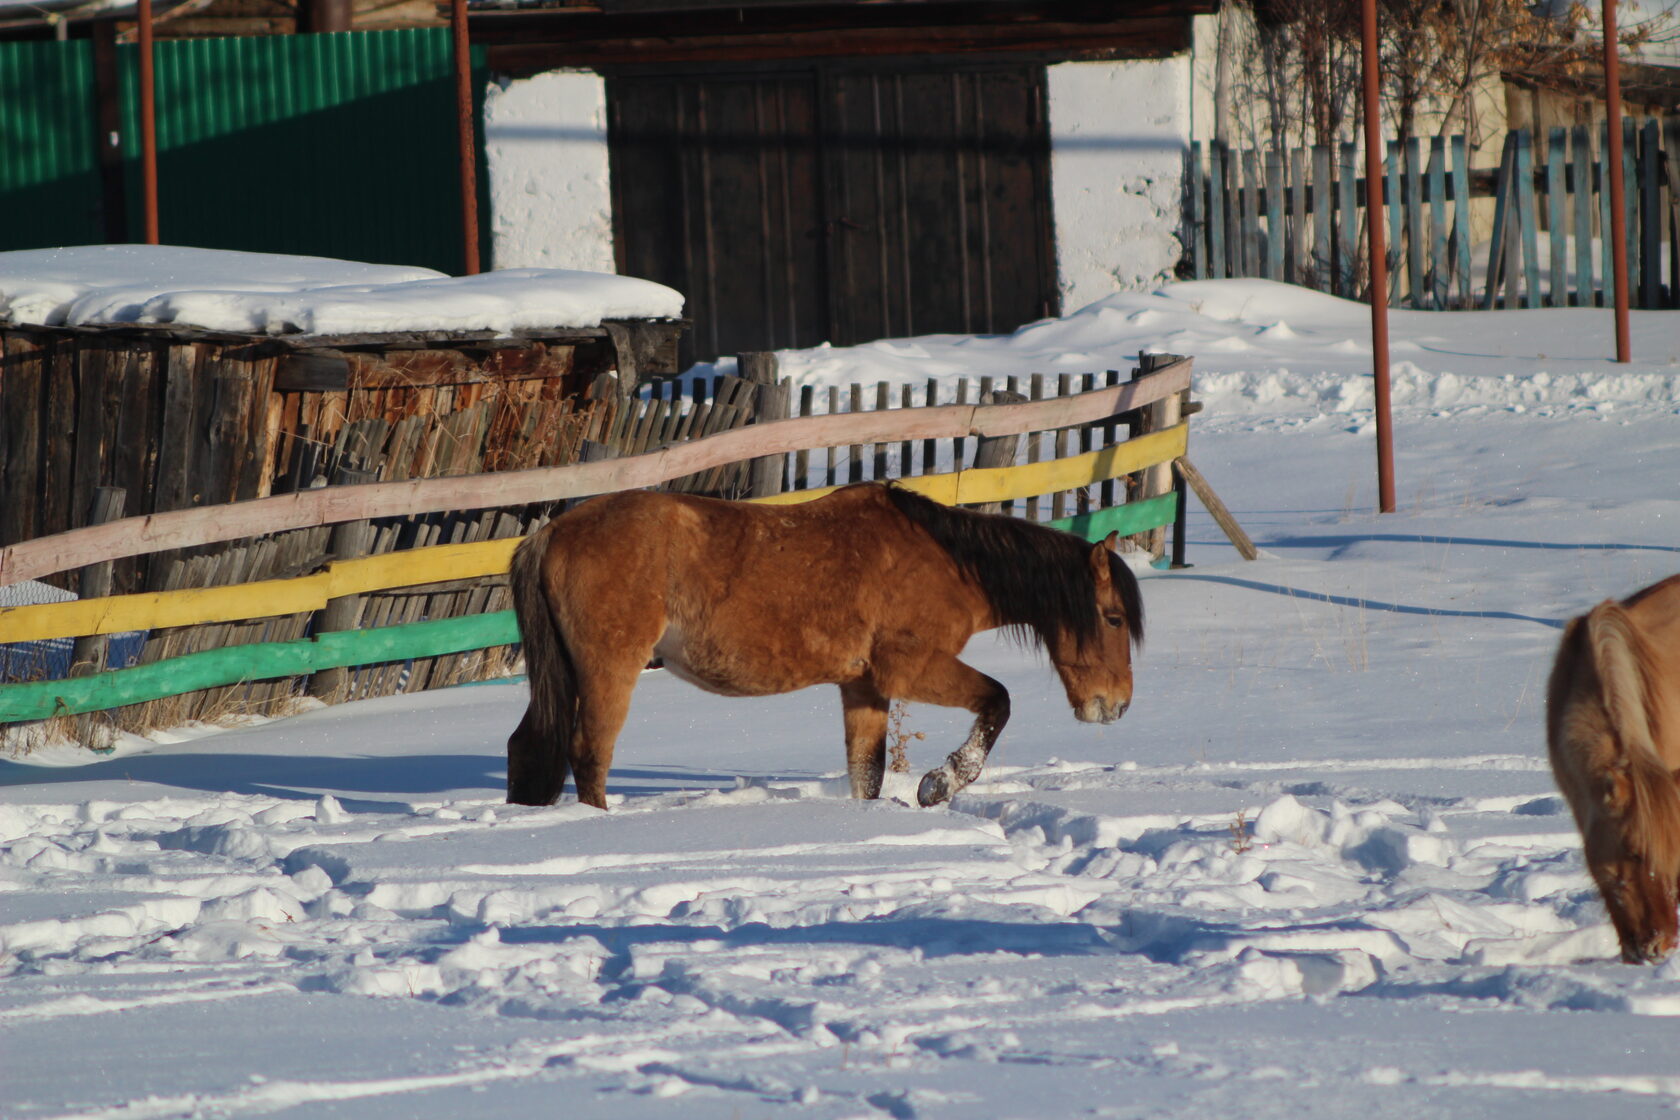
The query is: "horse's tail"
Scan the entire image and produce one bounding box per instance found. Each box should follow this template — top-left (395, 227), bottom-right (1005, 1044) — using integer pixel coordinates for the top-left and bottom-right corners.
top-left (1585, 599), bottom-right (1680, 876)
top-left (506, 524), bottom-right (576, 805)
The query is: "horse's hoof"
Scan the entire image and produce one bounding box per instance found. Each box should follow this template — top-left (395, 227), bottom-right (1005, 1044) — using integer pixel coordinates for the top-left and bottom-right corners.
top-left (917, 770), bottom-right (952, 807)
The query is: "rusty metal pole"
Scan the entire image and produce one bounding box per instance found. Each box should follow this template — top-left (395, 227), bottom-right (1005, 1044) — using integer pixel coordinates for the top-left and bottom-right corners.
top-left (1603, 0), bottom-right (1632, 362)
top-left (1360, 0), bottom-right (1395, 513)
top-left (137, 0), bottom-right (159, 244)
top-left (450, 0), bottom-right (481, 275)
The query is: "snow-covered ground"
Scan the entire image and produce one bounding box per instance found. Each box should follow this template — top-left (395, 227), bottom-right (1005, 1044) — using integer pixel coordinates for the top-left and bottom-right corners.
top-left (7, 278), bottom-right (1680, 1118)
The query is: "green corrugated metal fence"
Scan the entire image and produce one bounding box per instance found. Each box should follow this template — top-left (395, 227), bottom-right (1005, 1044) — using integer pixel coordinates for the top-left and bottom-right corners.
top-left (0, 40), bottom-right (104, 250)
top-left (0, 29), bottom-right (486, 275)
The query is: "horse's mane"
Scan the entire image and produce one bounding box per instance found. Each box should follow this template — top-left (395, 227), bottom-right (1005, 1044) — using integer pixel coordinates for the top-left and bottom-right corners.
top-left (1585, 599), bottom-right (1680, 876)
top-left (882, 484), bottom-right (1143, 651)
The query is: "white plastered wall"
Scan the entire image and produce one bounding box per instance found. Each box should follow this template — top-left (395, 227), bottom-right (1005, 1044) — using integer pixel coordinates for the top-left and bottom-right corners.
top-left (1047, 57), bottom-right (1191, 315)
top-left (485, 60), bottom-right (1195, 325)
top-left (483, 70), bottom-right (617, 272)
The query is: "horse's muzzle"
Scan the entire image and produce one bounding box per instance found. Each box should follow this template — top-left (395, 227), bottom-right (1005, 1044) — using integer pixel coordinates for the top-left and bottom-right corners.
top-left (1627, 932), bottom-right (1678, 964)
top-left (1076, 698), bottom-right (1129, 724)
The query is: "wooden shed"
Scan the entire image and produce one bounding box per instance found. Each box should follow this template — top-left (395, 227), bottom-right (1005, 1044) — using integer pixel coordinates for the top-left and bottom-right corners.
top-left (471, 0), bottom-right (1215, 366)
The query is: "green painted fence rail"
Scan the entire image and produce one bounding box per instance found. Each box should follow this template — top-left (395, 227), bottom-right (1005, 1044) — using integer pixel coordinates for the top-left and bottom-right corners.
top-left (1045, 492), bottom-right (1175, 542)
top-left (0, 611), bottom-right (519, 723)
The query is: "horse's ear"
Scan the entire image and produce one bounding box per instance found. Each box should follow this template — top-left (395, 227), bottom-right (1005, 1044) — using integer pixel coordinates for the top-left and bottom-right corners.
top-left (1100, 531), bottom-right (1120, 552)
top-left (1088, 538), bottom-right (1115, 586)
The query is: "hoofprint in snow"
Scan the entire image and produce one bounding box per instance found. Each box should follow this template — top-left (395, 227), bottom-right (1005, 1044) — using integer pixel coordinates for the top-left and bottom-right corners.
top-left (7, 278), bottom-right (1680, 1118)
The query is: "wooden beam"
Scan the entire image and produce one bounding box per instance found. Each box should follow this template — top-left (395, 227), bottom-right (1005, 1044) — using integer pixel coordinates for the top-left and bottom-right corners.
top-left (1173, 456), bottom-right (1258, 561)
top-left (487, 18), bottom-right (1188, 69)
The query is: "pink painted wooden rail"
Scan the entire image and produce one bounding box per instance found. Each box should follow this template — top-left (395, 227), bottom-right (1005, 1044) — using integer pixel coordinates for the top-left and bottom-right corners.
top-left (0, 360), bottom-right (1190, 586)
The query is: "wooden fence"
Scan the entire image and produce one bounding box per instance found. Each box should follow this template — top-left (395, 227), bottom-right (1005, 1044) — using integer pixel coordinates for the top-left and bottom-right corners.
top-left (1188, 118), bottom-right (1680, 310)
top-left (0, 320), bottom-right (682, 600)
top-left (0, 358), bottom-right (1199, 749)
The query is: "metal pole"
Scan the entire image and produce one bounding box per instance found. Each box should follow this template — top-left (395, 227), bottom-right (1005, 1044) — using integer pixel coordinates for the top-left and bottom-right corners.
top-left (1603, 0), bottom-right (1632, 362)
top-left (138, 0), bottom-right (159, 244)
top-left (1361, 0), bottom-right (1395, 513)
top-left (450, 0), bottom-right (481, 275)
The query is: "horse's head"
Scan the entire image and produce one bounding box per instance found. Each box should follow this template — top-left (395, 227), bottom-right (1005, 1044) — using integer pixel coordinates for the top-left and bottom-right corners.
top-left (1584, 806), bottom-right (1680, 963)
top-left (1575, 750), bottom-right (1680, 963)
top-left (1048, 533), bottom-right (1141, 725)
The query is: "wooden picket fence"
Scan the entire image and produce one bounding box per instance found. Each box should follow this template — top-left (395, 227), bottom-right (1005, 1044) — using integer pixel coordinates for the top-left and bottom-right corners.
top-left (1188, 118), bottom-right (1680, 311)
top-left (624, 366), bottom-right (1151, 522)
top-left (0, 358), bottom-right (1206, 751)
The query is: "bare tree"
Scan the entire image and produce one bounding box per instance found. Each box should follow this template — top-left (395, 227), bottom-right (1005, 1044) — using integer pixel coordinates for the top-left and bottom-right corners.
top-left (1220, 0), bottom-right (1665, 150)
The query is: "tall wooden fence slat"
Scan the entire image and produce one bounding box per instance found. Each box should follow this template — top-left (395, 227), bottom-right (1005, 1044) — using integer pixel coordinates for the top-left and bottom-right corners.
top-left (1600, 121), bottom-right (1617, 306)
top-left (1546, 128), bottom-right (1567, 307)
top-left (1642, 118), bottom-right (1662, 308)
top-left (1516, 129), bottom-right (1541, 309)
top-left (1427, 136), bottom-right (1449, 308)
top-left (1187, 122), bottom-right (1675, 311)
top-left (1572, 124), bottom-right (1595, 305)
top-left (1450, 135), bottom-right (1472, 307)
top-left (1311, 144), bottom-right (1331, 291)
top-left (1403, 137), bottom-right (1424, 305)
top-left (1265, 148), bottom-right (1285, 281)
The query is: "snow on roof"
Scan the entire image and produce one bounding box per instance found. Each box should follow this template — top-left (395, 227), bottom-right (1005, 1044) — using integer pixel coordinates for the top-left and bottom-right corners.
top-left (0, 245), bottom-right (684, 337)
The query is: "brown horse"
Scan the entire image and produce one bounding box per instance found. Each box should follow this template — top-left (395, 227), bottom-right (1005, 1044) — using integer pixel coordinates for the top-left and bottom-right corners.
top-left (505, 482), bottom-right (1143, 810)
top-left (1547, 574), bottom-right (1680, 963)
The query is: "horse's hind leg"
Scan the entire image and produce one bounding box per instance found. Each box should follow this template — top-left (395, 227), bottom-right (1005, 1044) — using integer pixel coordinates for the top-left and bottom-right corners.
top-left (839, 680), bottom-right (890, 799)
top-left (885, 656), bottom-right (1009, 808)
top-left (507, 707), bottom-right (569, 805)
top-left (569, 663), bottom-right (642, 809)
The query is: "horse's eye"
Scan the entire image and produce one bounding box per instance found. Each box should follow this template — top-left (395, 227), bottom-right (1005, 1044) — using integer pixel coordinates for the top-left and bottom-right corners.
top-left (1103, 613), bottom-right (1123, 629)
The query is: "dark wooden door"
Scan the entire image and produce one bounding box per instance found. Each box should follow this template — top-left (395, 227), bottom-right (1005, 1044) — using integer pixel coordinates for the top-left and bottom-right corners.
top-left (608, 61), bottom-right (1058, 365)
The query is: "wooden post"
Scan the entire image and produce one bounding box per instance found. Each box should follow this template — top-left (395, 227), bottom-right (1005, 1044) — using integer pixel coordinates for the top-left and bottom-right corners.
top-left (69, 487), bottom-right (127, 750)
top-left (1188, 142), bottom-right (1206, 280)
top-left (1026, 373), bottom-right (1045, 521)
top-left (450, 0), bottom-right (481, 275)
top-left (92, 22), bottom-right (128, 243)
top-left (137, 0), bottom-right (158, 245)
top-left (295, 0), bottom-right (351, 32)
top-left (1603, 0), bottom-right (1631, 359)
top-left (1170, 465), bottom-right (1189, 569)
top-left (1174, 457), bottom-right (1258, 562)
top-left (1361, 0), bottom-right (1396, 512)
top-left (967, 389), bottom-right (1027, 515)
top-left (1132, 354), bottom-right (1183, 560)
top-left (68, 486), bottom-right (128, 675)
top-left (738, 353), bottom-right (789, 498)
top-left (307, 465), bottom-right (378, 701)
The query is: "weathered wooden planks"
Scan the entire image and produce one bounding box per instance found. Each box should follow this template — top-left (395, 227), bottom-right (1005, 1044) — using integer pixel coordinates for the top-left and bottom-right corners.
top-left (1187, 122), bottom-right (1677, 311)
top-left (0, 360), bottom-right (1192, 586)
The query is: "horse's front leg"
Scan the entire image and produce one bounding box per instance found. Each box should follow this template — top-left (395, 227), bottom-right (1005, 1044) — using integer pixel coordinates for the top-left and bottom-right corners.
top-left (839, 680), bottom-right (890, 799)
top-left (888, 656), bottom-right (1010, 808)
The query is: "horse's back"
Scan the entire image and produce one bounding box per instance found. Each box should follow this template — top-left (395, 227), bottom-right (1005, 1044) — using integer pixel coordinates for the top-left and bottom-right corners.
top-left (1550, 573), bottom-right (1680, 775)
top-left (1620, 574), bottom-right (1680, 766)
top-left (1624, 574), bottom-right (1680, 651)
top-left (539, 485), bottom-right (982, 696)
